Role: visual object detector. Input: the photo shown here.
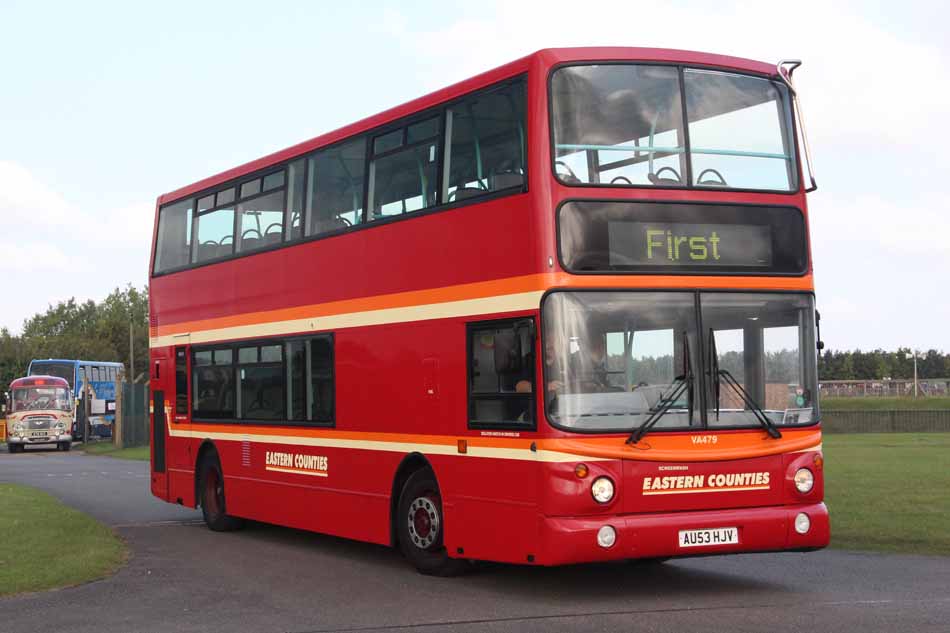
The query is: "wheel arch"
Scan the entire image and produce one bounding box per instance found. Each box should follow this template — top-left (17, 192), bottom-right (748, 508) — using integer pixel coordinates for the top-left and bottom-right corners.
top-left (389, 452), bottom-right (436, 546)
top-left (194, 439), bottom-right (220, 508)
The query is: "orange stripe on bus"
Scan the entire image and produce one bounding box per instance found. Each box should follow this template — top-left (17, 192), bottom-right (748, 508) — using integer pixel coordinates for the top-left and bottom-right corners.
top-left (154, 272), bottom-right (813, 338)
top-left (175, 422), bottom-right (820, 462)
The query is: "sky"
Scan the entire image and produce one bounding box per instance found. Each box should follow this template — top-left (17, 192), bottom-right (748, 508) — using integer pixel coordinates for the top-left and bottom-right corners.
top-left (1, 0), bottom-right (947, 351)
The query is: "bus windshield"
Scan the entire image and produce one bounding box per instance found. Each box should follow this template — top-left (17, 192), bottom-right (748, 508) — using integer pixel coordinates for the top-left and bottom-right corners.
top-left (542, 291), bottom-right (817, 432)
top-left (11, 386), bottom-right (72, 413)
top-left (551, 64), bottom-right (797, 191)
top-left (29, 362), bottom-right (75, 388)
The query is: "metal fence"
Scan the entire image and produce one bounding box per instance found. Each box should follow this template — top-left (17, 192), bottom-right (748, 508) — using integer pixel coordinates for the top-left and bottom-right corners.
top-left (117, 383), bottom-right (149, 447)
top-left (821, 410), bottom-right (950, 433)
top-left (820, 379), bottom-right (950, 398)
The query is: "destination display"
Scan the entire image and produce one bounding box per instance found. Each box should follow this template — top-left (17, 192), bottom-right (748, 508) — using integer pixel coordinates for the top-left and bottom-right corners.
top-left (558, 201), bottom-right (807, 274)
top-left (608, 221), bottom-right (773, 267)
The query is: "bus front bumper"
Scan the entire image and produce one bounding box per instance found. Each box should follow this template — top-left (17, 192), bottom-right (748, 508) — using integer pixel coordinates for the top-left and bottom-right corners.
top-left (7, 434), bottom-right (72, 444)
top-left (536, 502), bottom-right (829, 566)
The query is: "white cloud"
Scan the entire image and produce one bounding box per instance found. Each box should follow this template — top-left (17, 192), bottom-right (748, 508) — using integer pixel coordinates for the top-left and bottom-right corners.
top-left (0, 161), bottom-right (152, 333)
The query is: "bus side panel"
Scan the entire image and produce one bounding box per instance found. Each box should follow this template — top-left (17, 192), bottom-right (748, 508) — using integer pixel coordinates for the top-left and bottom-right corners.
top-left (436, 454), bottom-right (541, 564)
top-left (217, 437), bottom-right (394, 546)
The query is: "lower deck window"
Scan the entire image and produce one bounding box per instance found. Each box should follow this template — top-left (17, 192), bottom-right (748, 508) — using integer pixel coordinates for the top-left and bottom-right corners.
top-left (191, 335), bottom-right (334, 425)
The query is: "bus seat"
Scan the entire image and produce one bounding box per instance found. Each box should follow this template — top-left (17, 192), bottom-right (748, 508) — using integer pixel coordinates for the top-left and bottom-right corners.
top-left (452, 187), bottom-right (484, 201)
top-left (474, 399), bottom-right (504, 421)
top-left (490, 171), bottom-right (524, 190)
top-left (262, 232), bottom-right (282, 247)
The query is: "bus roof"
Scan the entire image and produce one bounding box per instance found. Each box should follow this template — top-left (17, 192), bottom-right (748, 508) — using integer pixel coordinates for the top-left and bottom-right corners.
top-left (156, 47), bottom-right (777, 207)
top-left (30, 359), bottom-right (124, 367)
top-left (10, 375), bottom-right (70, 389)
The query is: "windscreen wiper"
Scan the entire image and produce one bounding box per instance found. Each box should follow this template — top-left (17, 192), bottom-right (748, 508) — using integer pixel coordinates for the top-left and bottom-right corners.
top-left (707, 329), bottom-right (781, 439)
top-left (627, 332), bottom-right (693, 445)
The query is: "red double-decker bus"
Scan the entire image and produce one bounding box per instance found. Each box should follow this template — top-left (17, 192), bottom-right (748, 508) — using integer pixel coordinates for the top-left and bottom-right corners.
top-left (148, 47), bottom-right (827, 574)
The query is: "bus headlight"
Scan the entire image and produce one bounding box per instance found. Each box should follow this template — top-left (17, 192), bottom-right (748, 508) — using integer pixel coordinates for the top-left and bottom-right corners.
top-left (12, 421), bottom-right (23, 433)
top-left (794, 468), bottom-right (814, 493)
top-left (591, 477), bottom-right (615, 504)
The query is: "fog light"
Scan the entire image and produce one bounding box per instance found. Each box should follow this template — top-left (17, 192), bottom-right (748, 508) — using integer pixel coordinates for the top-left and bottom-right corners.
top-left (597, 525), bottom-right (617, 548)
top-left (794, 468), bottom-right (814, 493)
top-left (795, 512), bottom-right (811, 534)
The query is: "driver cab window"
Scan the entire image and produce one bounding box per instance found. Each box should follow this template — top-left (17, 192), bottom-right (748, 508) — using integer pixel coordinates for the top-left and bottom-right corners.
top-left (468, 319), bottom-right (536, 428)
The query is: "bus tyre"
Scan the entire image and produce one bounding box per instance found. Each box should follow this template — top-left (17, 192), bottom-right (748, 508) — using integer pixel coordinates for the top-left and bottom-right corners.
top-left (198, 455), bottom-right (244, 532)
top-left (58, 442), bottom-right (71, 452)
top-left (396, 468), bottom-right (468, 576)
top-left (7, 443), bottom-right (20, 454)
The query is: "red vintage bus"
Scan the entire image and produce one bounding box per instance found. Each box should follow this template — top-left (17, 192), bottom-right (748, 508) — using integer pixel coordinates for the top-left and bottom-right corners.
top-left (148, 47), bottom-right (827, 574)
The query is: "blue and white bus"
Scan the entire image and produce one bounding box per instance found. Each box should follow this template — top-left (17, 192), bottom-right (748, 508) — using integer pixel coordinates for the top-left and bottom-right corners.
top-left (27, 359), bottom-right (125, 439)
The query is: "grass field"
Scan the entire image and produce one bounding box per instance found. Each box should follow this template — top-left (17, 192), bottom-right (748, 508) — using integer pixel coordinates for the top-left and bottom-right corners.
top-left (0, 484), bottom-right (127, 596)
top-left (82, 442), bottom-right (150, 461)
top-left (824, 433), bottom-right (950, 555)
top-left (822, 396), bottom-right (950, 410)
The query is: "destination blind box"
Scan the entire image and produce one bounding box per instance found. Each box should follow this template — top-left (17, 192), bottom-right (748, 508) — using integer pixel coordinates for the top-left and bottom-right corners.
top-left (558, 201), bottom-right (807, 275)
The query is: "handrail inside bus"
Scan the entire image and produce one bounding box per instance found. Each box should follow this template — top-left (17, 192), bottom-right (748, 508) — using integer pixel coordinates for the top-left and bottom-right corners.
top-left (555, 144), bottom-right (789, 161)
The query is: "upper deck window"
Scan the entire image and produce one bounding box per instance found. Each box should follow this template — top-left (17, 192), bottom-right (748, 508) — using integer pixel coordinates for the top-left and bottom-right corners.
top-left (551, 64), bottom-right (797, 192)
top-left (306, 137), bottom-right (366, 236)
top-left (443, 82), bottom-right (526, 202)
top-left (153, 75), bottom-right (527, 276)
top-left (368, 119), bottom-right (441, 220)
top-left (154, 199), bottom-right (193, 273)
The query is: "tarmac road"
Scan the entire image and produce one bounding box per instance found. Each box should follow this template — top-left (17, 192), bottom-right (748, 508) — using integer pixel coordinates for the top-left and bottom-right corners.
top-left (1, 448), bottom-right (949, 633)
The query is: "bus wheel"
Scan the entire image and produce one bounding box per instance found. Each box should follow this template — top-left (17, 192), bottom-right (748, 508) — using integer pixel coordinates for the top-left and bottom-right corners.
top-left (7, 443), bottom-right (21, 454)
top-left (58, 442), bottom-right (71, 452)
top-left (198, 455), bottom-right (244, 532)
top-left (396, 468), bottom-right (468, 576)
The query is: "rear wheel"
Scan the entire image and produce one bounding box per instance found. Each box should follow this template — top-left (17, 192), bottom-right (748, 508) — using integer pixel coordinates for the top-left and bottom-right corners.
top-left (396, 468), bottom-right (468, 576)
top-left (198, 455), bottom-right (244, 532)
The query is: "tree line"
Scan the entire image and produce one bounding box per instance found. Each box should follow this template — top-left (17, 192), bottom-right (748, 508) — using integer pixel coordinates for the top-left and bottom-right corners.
top-left (0, 286), bottom-right (149, 395)
top-left (606, 348), bottom-right (949, 384)
top-left (818, 348), bottom-right (949, 380)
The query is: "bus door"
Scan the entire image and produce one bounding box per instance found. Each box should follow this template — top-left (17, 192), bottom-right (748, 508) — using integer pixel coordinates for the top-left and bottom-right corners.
top-left (150, 351), bottom-right (173, 501)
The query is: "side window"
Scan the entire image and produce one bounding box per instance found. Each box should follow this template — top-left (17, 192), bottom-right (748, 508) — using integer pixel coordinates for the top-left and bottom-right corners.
top-left (286, 159), bottom-right (306, 241)
top-left (175, 348), bottom-right (188, 415)
top-left (444, 81), bottom-right (526, 202)
top-left (285, 335), bottom-right (334, 425)
top-left (368, 117), bottom-right (440, 220)
top-left (237, 344), bottom-right (284, 420)
top-left (306, 137), bottom-right (367, 236)
top-left (194, 202), bottom-right (234, 264)
top-left (154, 199), bottom-right (193, 273)
top-left (236, 189), bottom-right (285, 253)
top-left (468, 319), bottom-right (536, 428)
top-left (192, 347), bottom-right (235, 419)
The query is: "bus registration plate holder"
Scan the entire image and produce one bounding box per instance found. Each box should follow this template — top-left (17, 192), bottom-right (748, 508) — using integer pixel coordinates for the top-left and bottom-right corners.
top-left (678, 527), bottom-right (738, 548)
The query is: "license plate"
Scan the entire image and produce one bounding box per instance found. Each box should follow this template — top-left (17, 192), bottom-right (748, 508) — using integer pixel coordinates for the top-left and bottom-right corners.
top-left (30, 431), bottom-right (50, 438)
top-left (678, 527), bottom-right (739, 548)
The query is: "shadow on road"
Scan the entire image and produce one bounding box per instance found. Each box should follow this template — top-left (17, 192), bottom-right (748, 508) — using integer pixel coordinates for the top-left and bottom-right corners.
top-left (231, 519), bottom-right (788, 601)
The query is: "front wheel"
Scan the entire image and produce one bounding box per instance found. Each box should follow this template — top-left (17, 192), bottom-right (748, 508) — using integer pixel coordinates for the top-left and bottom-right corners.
top-left (396, 468), bottom-right (468, 576)
top-left (7, 443), bottom-right (21, 454)
top-left (58, 442), bottom-right (71, 452)
top-left (198, 455), bottom-right (244, 532)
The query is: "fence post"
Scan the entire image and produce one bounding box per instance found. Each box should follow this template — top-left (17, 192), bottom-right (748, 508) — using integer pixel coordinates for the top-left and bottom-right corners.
top-left (115, 371), bottom-right (125, 450)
